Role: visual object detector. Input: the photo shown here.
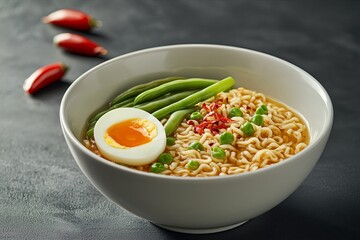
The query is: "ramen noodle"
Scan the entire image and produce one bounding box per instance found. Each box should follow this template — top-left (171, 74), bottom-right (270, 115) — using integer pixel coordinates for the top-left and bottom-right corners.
top-left (84, 87), bottom-right (309, 177)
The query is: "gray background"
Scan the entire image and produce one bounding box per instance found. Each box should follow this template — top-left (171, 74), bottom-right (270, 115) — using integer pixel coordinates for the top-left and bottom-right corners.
top-left (1, 0), bottom-right (359, 239)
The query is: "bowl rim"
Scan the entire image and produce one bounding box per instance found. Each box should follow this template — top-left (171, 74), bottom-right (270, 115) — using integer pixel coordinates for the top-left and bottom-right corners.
top-left (60, 44), bottom-right (334, 182)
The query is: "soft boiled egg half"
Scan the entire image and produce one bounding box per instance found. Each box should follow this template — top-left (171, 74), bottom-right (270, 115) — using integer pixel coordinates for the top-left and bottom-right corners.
top-left (93, 108), bottom-right (166, 166)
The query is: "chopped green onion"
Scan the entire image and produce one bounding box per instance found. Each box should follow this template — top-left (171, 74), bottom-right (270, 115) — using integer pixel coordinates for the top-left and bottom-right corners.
top-left (187, 160), bottom-right (200, 170)
top-left (150, 162), bottom-right (166, 173)
top-left (219, 132), bottom-right (234, 145)
top-left (158, 153), bottom-right (173, 165)
top-left (228, 107), bottom-right (243, 118)
top-left (189, 111), bottom-right (203, 120)
top-left (241, 122), bottom-right (255, 136)
top-left (251, 114), bottom-right (264, 126)
top-left (188, 141), bottom-right (204, 151)
top-left (166, 137), bottom-right (176, 146)
top-left (211, 147), bottom-right (225, 159)
top-left (255, 105), bottom-right (268, 115)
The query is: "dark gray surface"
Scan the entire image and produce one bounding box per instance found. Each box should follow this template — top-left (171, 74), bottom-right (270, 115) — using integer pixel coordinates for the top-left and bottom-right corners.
top-left (1, 0), bottom-right (359, 239)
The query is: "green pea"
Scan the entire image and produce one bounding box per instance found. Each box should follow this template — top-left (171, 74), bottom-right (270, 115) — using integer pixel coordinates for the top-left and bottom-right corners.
top-left (188, 141), bottom-right (204, 151)
top-left (211, 147), bottom-right (225, 159)
top-left (150, 162), bottom-right (166, 173)
top-left (187, 160), bottom-right (200, 170)
top-left (228, 107), bottom-right (243, 118)
top-left (166, 137), bottom-right (176, 146)
top-left (241, 122), bottom-right (255, 136)
top-left (251, 114), bottom-right (264, 126)
top-left (158, 153), bottom-right (173, 165)
top-left (255, 105), bottom-right (268, 115)
top-left (219, 132), bottom-right (234, 145)
top-left (189, 111), bottom-right (203, 120)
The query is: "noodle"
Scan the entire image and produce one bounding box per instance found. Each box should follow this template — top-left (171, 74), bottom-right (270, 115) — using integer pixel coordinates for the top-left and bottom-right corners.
top-left (85, 87), bottom-right (309, 177)
top-left (133, 87), bottom-right (309, 177)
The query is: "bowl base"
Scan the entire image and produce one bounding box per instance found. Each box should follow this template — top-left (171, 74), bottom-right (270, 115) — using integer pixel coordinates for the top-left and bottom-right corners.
top-left (152, 220), bottom-right (248, 234)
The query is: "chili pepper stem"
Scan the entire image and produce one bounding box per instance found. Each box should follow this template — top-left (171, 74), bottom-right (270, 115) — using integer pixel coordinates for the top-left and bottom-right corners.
top-left (42, 16), bottom-right (50, 24)
top-left (95, 46), bottom-right (108, 55)
top-left (61, 63), bottom-right (69, 74)
top-left (90, 18), bottom-right (102, 28)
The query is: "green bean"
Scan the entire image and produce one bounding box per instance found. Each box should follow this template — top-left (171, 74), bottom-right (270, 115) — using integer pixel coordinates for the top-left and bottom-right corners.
top-left (164, 108), bottom-right (195, 137)
top-left (85, 91), bottom-right (194, 139)
top-left (88, 120), bottom-right (97, 130)
top-left (109, 98), bottom-right (135, 110)
top-left (134, 78), bottom-right (219, 104)
top-left (135, 91), bottom-right (197, 113)
top-left (86, 120), bottom-right (98, 138)
top-left (89, 97), bottom-right (135, 124)
top-left (152, 77), bottom-right (235, 120)
top-left (86, 121), bottom-right (97, 138)
top-left (110, 76), bottom-right (185, 106)
top-left (86, 128), bottom-right (94, 139)
top-left (89, 110), bottom-right (108, 125)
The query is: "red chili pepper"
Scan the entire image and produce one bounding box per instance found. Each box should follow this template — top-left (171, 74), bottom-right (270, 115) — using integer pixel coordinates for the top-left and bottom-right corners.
top-left (43, 9), bottom-right (101, 31)
top-left (187, 120), bottom-right (195, 126)
top-left (23, 62), bottom-right (68, 94)
top-left (54, 33), bottom-right (108, 56)
top-left (201, 102), bottom-right (209, 111)
top-left (192, 100), bottom-right (232, 135)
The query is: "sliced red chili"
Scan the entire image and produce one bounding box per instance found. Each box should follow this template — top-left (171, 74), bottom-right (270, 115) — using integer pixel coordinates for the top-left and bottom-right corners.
top-left (43, 9), bottom-right (101, 31)
top-left (23, 62), bottom-right (68, 95)
top-left (187, 120), bottom-right (195, 126)
top-left (54, 33), bottom-right (108, 56)
top-left (192, 100), bottom-right (232, 135)
top-left (202, 102), bottom-right (210, 112)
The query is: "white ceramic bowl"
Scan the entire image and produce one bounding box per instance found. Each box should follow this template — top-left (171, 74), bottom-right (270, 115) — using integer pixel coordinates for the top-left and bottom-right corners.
top-left (60, 45), bottom-right (333, 234)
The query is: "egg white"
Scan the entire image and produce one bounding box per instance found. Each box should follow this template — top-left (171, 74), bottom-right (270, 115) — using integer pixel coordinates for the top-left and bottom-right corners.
top-left (94, 108), bottom-right (166, 166)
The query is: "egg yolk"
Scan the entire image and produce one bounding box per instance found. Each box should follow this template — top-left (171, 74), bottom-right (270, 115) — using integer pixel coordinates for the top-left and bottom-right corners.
top-left (105, 118), bottom-right (155, 148)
